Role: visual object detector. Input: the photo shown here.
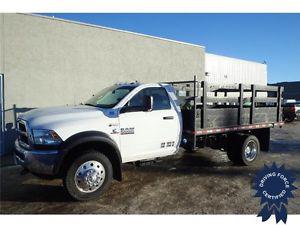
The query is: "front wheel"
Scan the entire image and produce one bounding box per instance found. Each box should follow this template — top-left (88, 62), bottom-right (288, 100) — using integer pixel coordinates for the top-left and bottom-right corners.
top-left (227, 134), bottom-right (260, 166)
top-left (63, 151), bottom-right (113, 201)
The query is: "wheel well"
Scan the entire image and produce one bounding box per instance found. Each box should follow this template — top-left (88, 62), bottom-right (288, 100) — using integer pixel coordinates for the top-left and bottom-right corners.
top-left (59, 141), bottom-right (122, 181)
top-left (249, 128), bottom-right (270, 152)
top-left (227, 128), bottom-right (270, 152)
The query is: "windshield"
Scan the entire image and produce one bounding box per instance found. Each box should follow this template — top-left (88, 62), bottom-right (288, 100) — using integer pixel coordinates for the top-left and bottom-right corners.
top-left (85, 85), bottom-right (135, 108)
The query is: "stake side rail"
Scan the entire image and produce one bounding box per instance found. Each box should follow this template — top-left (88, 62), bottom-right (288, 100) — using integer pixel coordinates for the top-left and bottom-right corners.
top-left (166, 77), bottom-right (284, 149)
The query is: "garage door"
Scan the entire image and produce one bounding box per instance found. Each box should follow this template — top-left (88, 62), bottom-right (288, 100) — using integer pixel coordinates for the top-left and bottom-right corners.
top-left (0, 73), bottom-right (4, 155)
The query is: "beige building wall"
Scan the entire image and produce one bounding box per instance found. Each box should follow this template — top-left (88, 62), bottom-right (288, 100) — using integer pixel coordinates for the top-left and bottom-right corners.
top-left (0, 14), bottom-right (3, 74)
top-left (3, 14), bottom-right (205, 109)
top-left (0, 14), bottom-right (4, 154)
top-left (0, 13), bottom-right (205, 153)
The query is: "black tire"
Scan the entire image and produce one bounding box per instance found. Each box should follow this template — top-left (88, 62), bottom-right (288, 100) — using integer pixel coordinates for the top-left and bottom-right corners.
top-left (183, 146), bottom-right (196, 153)
top-left (226, 134), bottom-right (242, 163)
top-left (285, 117), bottom-right (294, 122)
top-left (63, 151), bottom-right (113, 201)
top-left (227, 134), bottom-right (260, 166)
top-left (227, 146), bottom-right (239, 163)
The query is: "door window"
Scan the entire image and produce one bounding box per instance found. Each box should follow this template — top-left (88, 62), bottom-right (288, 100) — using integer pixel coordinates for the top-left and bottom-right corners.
top-left (123, 87), bottom-right (171, 112)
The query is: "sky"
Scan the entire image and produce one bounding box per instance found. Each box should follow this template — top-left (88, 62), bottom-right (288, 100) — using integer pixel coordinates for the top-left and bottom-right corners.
top-left (42, 13), bottom-right (300, 83)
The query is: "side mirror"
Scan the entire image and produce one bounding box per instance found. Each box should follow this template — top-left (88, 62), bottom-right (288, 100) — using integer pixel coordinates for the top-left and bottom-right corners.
top-left (145, 95), bottom-right (153, 111)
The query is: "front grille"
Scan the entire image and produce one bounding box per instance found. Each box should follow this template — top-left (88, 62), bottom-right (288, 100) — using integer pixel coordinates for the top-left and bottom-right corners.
top-left (17, 120), bottom-right (29, 146)
top-left (18, 122), bottom-right (26, 133)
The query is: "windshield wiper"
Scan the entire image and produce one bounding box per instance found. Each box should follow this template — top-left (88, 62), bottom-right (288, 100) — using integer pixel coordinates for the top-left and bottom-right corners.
top-left (95, 104), bottom-right (113, 108)
top-left (84, 103), bottom-right (96, 107)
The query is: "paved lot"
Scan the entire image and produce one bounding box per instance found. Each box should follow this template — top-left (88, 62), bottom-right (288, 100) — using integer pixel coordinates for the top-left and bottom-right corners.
top-left (1, 121), bottom-right (299, 214)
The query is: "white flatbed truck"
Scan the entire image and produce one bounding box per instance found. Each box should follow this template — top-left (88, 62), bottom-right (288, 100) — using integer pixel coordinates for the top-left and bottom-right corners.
top-left (15, 77), bottom-right (284, 200)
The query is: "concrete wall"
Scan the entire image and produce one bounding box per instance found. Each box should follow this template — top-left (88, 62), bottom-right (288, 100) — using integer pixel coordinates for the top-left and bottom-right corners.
top-left (0, 14), bottom-right (3, 73)
top-left (0, 13), bottom-right (205, 154)
top-left (0, 14), bottom-right (4, 155)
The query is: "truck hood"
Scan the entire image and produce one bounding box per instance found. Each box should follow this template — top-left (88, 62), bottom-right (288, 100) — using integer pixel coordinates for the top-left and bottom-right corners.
top-left (18, 105), bottom-right (113, 130)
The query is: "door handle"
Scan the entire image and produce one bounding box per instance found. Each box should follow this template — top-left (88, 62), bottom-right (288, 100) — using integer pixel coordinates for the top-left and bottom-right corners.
top-left (163, 116), bottom-right (174, 120)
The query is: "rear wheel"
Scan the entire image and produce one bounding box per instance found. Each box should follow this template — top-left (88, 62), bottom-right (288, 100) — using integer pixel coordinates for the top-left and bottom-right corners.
top-left (63, 151), bottom-right (113, 201)
top-left (285, 116), bottom-right (294, 122)
top-left (183, 145), bottom-right (196, 153)
top-left (227, 134), bottom-right (260, 166)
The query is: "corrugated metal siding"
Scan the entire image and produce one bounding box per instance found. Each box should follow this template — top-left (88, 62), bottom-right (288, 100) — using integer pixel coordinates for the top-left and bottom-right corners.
top-left (205, 53), bottom-right (267, 85)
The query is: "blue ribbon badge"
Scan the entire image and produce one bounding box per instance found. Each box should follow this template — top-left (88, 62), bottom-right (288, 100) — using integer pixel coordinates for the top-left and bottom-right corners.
top-left (253, 163), bottom-right (297, 223)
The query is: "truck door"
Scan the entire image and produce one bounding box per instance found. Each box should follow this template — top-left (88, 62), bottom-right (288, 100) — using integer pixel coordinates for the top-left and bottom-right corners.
top-left (118, 87), bottom-right (180, 162)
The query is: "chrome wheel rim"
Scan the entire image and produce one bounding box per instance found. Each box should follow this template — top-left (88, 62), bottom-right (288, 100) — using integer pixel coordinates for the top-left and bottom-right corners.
top-left (244, 140), bottom-right (257, 161)
top-left (74, 160), bottom-right (105, 193)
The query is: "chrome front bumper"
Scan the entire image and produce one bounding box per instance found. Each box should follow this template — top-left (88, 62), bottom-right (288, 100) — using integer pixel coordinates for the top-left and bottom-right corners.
top-left (14, 140), bottom-right (60, 175)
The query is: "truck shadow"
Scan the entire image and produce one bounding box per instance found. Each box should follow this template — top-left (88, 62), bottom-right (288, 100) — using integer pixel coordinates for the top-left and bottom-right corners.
top-left (0, 183), bottom-right (72, 203)
top-left (125, 154), bottom-right (257, 178)
top-left (1, 149), bottom-right (299, 204)
top-left (0, 167), bottom-right (72, 203)
top-left (122, 149), bottom-right (300, 181)
top-left (0, 151), bottom-right (251, 204)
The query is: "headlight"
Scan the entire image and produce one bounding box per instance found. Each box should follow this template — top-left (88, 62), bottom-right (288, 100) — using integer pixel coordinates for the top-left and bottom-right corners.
top-left (32, 129), bottom-right (62, 145)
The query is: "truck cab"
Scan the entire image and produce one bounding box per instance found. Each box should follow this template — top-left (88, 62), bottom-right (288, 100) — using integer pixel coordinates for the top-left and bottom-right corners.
top-left (15, 82), bottom-right (182, 200)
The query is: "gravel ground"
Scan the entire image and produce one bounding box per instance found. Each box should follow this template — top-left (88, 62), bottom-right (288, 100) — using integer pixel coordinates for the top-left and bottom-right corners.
top-left (0, 121), bottom-right (299, 214)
